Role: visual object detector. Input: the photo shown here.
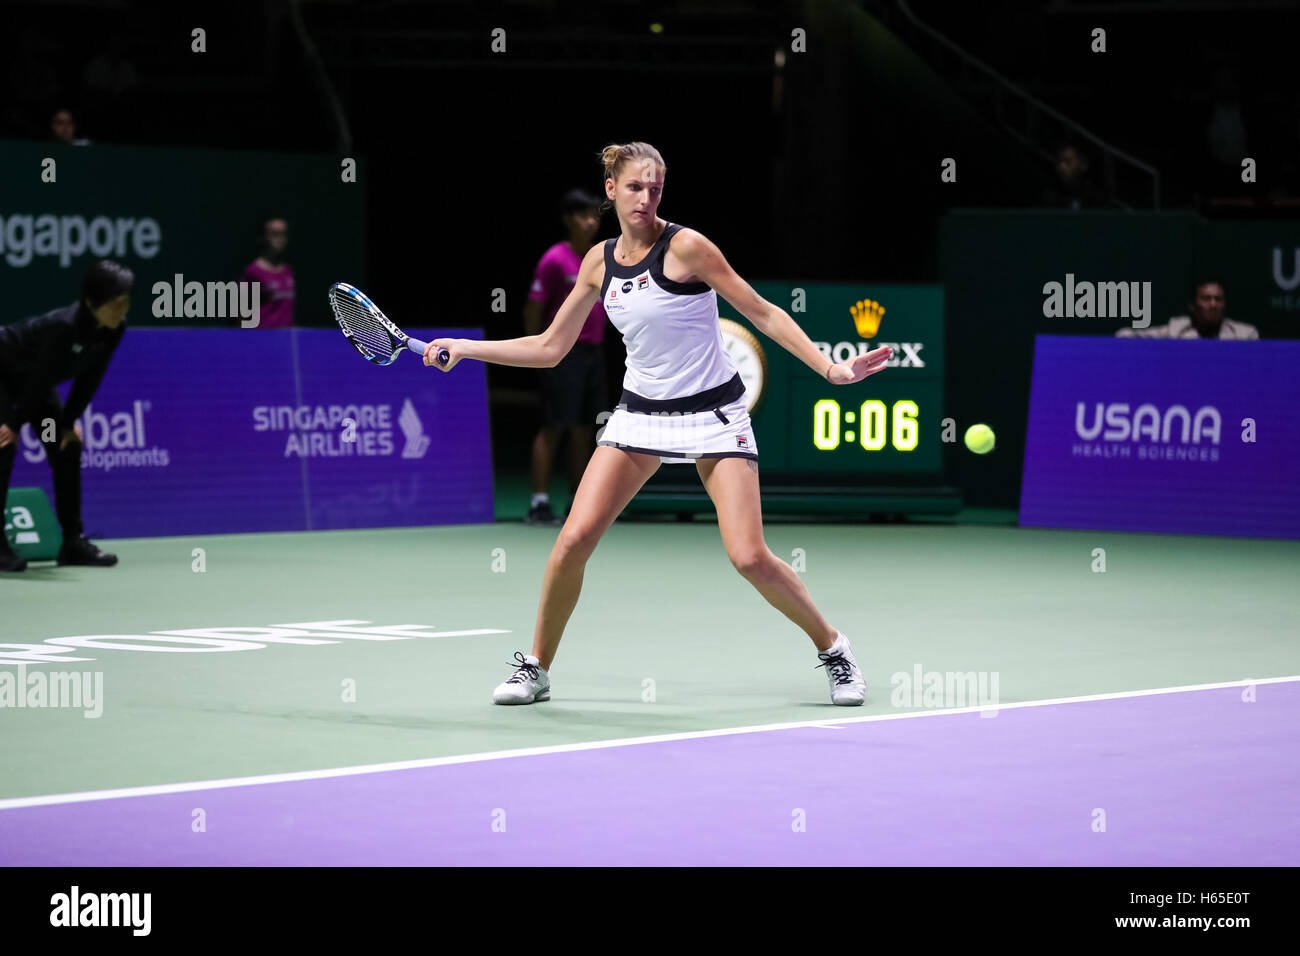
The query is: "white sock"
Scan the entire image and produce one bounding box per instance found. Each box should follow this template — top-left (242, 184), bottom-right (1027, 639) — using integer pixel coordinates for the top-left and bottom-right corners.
top-left (531, 493), bottom-right (549, 508)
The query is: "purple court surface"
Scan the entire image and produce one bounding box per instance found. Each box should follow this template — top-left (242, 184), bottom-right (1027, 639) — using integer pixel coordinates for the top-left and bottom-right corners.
top-left (2, 682), bottom-right (1296, 866)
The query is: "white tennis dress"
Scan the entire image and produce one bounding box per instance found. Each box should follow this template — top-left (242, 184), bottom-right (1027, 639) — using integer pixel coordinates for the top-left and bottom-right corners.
top-left (596, 222), bottom-right (758, 463)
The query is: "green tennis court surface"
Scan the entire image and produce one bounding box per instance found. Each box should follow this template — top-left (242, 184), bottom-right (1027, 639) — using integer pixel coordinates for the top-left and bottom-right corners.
top-left (3, 519), bottom-right (1297, 804)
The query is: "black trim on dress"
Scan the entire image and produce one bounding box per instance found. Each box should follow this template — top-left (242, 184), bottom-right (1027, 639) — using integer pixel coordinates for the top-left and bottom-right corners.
top-left (618, 372), bottom-right (745, 413)
top-left (649, 224), bottom-right (711, 295)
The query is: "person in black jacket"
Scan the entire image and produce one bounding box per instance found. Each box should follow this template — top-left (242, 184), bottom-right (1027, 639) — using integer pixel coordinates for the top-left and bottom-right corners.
top-left (0, 260), bottom-right (132, 572)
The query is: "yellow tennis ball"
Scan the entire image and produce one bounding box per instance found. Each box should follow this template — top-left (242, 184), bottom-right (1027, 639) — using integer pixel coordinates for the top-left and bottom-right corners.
top-left (964, 424), bottom-right (995, 454)
top-left (649, 22), bottom-right (664, 33)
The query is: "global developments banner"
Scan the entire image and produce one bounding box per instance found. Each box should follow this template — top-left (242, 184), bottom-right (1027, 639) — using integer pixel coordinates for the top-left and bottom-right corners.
top-left (10, 329), bottom-right (493, 537)
top-left (1020, 336), bottom-right (1300, 540)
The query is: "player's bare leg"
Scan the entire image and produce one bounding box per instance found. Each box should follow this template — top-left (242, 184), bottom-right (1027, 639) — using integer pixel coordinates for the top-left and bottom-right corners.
top-left (531, 446), bottom-right (660, 668)
top-left (697, 456), bottom-right (837, 649)
top-left (565, 424), bottom-right (594, 497)
top-left (698, 456), bottom-right (864, 704)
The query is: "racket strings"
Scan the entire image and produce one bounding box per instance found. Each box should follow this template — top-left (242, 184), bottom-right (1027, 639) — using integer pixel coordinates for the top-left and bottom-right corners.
top-left (331, 291), bottom-right (397, 361)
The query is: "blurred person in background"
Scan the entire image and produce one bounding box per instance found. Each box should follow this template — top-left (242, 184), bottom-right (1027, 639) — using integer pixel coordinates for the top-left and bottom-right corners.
top-left (50, 109), bottom-right (91, 146)
top-left (0, 261), bottom-right (133, 572)
top-left (1040, 141), bottom-right (1110, 210)
top-left (83, 32), bottom-right (140, 99)
top-left (1203, 66), bottom-right (1249, 196)
top-left (82, 31), bottom-right (140, 137)
top-left (523, 189), bottom-right (608, 525)
top-left (242, 217), bottom-right (295, 328)
top-left (1117, 279), bottom-right (1258, 339)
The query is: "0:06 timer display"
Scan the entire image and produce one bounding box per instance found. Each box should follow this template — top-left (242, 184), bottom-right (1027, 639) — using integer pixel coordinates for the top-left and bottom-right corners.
top-left (811, 398), bottom-right (919, 451)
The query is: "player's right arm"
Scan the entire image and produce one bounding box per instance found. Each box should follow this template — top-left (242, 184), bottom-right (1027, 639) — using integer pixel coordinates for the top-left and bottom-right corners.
top-left (425, 244), bottom-right (603, 371)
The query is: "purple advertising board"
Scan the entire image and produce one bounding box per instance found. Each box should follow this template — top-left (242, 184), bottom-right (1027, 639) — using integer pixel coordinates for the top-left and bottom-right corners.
top-left (1020, 336), bottom-right (1300, 540)
top-left (11, 329), bottom-right (493, 538)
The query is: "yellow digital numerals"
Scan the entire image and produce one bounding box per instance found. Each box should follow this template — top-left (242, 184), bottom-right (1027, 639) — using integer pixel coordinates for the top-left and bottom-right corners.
top-left (812, 399), bottom-right (918, 452)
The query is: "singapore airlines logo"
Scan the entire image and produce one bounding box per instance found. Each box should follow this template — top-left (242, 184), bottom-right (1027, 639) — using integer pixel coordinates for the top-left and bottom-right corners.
top-left (850, 299), bottom-right (885, 338)
top-left (399, 399), bottom-right (431, 459)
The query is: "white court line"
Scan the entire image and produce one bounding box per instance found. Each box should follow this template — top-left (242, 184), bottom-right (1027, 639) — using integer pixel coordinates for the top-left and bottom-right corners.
top-left (0, 674), bottom-right (1294, 812)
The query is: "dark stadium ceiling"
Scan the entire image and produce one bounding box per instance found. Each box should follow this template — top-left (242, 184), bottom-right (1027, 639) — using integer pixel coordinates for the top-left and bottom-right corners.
top-left (305, 0), bottom-right (787, 72)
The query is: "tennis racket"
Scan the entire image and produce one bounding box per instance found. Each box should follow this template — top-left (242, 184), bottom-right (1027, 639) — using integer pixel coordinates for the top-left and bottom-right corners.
top-left (328, 282), bottom-right (449, 367)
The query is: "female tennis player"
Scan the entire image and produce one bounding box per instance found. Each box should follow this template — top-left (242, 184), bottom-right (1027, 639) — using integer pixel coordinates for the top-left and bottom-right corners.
top-left (425, 142), bottom-right (892, 706)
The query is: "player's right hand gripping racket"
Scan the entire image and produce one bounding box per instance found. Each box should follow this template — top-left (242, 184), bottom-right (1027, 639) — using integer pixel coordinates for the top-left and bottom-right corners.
top-left (328, 282), bottom-right (449, 367)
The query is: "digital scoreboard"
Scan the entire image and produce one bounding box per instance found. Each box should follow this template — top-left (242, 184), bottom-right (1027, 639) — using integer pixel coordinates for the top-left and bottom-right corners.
top-left (722, 282), bottom-right (945, 478)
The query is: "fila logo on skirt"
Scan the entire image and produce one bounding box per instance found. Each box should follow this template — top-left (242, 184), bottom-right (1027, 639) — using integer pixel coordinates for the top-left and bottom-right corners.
top-left (736, 435), bottom-right (749, 448)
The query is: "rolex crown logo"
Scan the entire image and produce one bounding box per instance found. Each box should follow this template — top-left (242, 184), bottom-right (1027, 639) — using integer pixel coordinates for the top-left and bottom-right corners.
top-left (850, 299), bottom-right (885, 338)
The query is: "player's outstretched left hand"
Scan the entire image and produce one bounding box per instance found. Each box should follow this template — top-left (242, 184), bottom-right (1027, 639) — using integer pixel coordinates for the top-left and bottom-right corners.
top-left (424, 338), bottom-right (462, 372)
top-left (828, 345), bottom-right (892, 385)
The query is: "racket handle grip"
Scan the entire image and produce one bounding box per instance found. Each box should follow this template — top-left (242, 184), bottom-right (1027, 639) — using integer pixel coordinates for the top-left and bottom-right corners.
top-left (406, 337), bottom-right (451, 366)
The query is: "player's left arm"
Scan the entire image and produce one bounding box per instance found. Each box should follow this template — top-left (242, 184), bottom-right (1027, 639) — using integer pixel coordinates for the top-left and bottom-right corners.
top-left (671, 228), bottom-right (890, 385)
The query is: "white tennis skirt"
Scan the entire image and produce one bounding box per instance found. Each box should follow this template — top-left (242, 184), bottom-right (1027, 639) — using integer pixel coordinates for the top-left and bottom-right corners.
top-left (597, 395), bottom-right (758, 464)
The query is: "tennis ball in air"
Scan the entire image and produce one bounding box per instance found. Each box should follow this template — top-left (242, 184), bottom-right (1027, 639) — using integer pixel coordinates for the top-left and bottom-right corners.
top-left (964, 424), bottom-right (996, 454)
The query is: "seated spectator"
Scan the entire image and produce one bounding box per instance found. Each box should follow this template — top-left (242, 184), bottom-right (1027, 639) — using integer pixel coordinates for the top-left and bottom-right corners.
top-left (1117, 279), bottom-right (1258, 339)
top-left (50, 109), bottom-right (91, 146)
top-left (1041, 142), bottom-right (1110, 210)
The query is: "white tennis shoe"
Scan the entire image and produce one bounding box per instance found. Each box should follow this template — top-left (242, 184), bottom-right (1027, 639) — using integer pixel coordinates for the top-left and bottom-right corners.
top-left (493, 651), bottom-right (551, 704)
top-left (816, 632), bottom-right (866, 705)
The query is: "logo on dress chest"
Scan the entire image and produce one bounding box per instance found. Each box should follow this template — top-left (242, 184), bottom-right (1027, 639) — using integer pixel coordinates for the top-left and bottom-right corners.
top-left (616, 273), bottom-right (649, 297)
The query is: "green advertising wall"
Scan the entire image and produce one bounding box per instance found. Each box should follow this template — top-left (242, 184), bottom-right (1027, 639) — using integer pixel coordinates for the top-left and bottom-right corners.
top-left (940, 210), bottom-right (1300, 507)
top-left (0, 140), bottom-right (363, 328)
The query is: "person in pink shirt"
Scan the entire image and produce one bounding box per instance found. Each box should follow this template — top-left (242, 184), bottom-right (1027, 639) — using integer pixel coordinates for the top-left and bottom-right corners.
top-left (242, 217), bottom-right (295, 329)
top-left (524, 190), bottom-right (608, 525)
